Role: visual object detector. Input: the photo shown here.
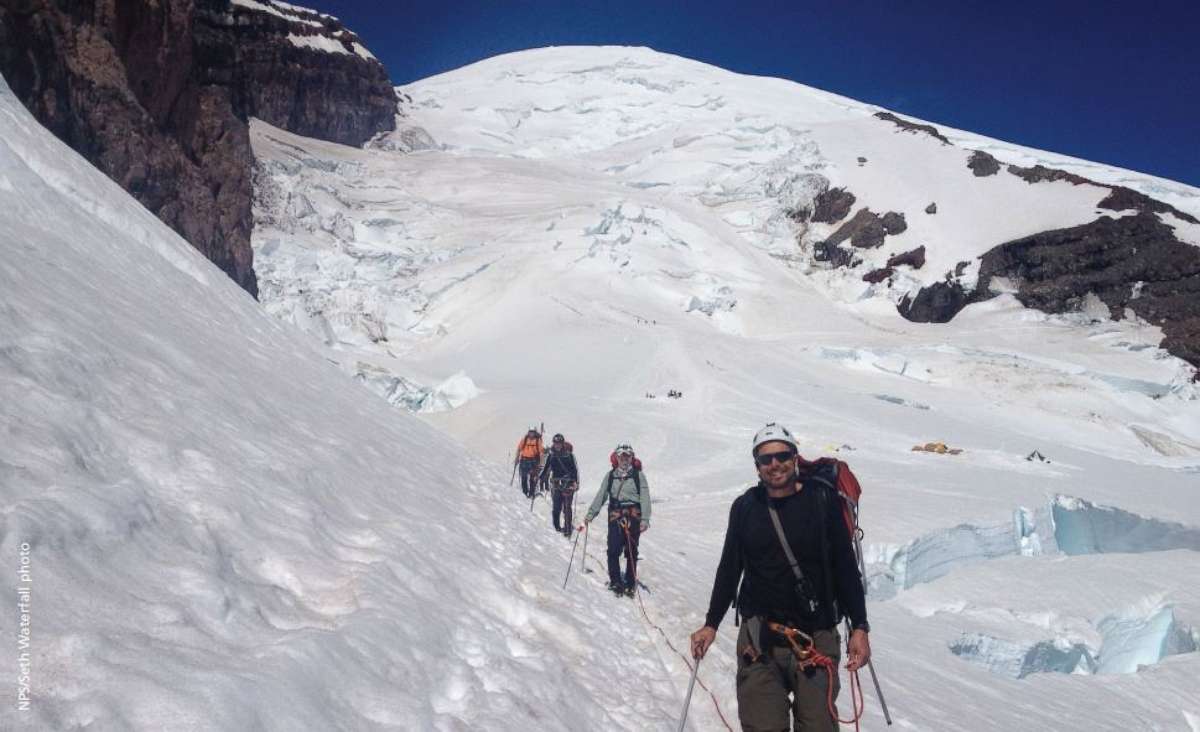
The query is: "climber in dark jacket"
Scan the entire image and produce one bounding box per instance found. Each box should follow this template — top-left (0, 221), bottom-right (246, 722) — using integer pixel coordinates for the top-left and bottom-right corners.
top-left (690, 423), bottom-right (870, 732)
top-left (542, 433), bottom-right (579, 536)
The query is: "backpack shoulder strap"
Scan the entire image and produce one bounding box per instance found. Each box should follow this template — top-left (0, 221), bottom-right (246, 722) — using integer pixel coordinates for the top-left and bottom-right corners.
top-left (812, 476), bottom-right (840, 622)
top-left (766, 500), bottom-right (819, 617)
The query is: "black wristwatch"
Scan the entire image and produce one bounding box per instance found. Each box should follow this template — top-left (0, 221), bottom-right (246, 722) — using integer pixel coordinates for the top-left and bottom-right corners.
top-left (852, 621), bottom-right (870, 633)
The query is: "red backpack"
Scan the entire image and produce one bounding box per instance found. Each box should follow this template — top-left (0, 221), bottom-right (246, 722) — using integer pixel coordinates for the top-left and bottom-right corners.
top-left (798, 456), bottom-right (863, 544)
top-left (609, 451), bottom-right (643, 471)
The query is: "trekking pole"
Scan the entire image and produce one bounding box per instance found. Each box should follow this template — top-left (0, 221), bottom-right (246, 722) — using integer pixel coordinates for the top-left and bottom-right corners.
top-left (850, 531), bottom-right (893, 725)
top-left (677, 656), bottom-right (700, 732)
top-left (865, 658), bottom-right (893, 725)
top-left (562, 529), bottom-right (582, 589)
top-left (509, 452), bottom-right (517, 486)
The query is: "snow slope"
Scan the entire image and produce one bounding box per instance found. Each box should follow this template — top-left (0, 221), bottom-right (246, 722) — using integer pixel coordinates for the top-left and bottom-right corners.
top-left (0, 75), bottom-right (688, 730)
top-left (250, 46), bottom-right (1200, 730)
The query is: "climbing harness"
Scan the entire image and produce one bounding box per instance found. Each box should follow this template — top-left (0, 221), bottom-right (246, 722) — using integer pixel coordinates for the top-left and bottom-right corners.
top-left (766, 622), bottom-right (865, 732)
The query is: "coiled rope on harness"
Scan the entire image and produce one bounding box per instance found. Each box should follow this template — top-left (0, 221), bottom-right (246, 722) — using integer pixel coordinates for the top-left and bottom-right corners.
top-left (586, 521), bottom-right (735, 732)
top-left (766, 622), bottom-right (865, 731)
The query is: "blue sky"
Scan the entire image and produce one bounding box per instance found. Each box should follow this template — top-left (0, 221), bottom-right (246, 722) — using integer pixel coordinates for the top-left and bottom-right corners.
top-left (319, 1), bottom-right (1199, 187)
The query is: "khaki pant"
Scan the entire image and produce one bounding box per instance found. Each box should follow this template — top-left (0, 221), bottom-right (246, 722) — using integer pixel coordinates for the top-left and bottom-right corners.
top-left (735, 622), bottom-right (841, 731)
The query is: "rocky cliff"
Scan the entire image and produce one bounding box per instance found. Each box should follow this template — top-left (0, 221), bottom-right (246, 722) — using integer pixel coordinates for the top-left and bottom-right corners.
top-left (803, 112), bottom-right (1200, 376)
top-left (0, 0), bottom-right (396, 297)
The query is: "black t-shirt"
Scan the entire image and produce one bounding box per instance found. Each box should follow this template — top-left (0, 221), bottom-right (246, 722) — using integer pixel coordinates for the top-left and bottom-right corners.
top-left (704, 472), bottom-right (867, 632)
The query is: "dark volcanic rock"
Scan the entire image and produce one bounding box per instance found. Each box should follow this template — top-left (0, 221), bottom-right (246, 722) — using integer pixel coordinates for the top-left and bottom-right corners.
top-left (1098, 186), bottom-right (1199, 224)
top-left (899, 281), bottom-right (974, 323)
top-left (881, 211), bottom-right (907, 235)
top-left (967, 150), bottom-right (1001, 177)
top-left (0, 0), bottom-right (397, 297)
top-left (862, 267), bottom-right (894, 284)
top-left (887, 246), bottom-right (926, 270)
top-left (873, 112), bottom-right (950, 144)
top-left (827, 208), bottom-right (888, 249)
top-left (1005, 163), bottom-right (1198, 224)
top-left (976, 213), bottom-right (1200, 368)
top-left (811, 187), bottom-right (857, 224)
top-left (925, 202), bottom-right (938, 214)
top-left (898, 213), bottom-right (1200, 371)
top-left (813, 241), bottom-right (858, 269)
top-left (1007, 164), bottom-right (1091, 186)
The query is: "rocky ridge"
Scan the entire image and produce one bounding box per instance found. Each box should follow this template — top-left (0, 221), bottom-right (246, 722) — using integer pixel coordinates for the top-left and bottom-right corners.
top-left (814, 113), bottom-right (1200, 376)
top-left (0, 0), bottom-right (396, 297)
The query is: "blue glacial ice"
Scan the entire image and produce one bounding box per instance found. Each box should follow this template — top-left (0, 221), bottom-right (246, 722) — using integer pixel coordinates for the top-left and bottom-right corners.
top-left (1051, 495), bottom-right (1200, 556)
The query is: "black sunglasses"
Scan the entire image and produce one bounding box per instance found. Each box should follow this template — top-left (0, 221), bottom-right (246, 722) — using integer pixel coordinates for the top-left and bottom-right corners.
top-left (756, 450), bottom-right (796, 467)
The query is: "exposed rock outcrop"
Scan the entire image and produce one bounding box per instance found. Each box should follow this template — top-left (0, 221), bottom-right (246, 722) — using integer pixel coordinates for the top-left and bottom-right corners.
top-left (221, 1), bottom-right (396, 147)
top-left (1006, 163), bottom-right (1198, 224)
top-left (862, 267), bottom-right (893, 284)
top-left (899, 213), bottom-right (1200, 370)
top-left (881, 211), bottom-right (907, 235)
top-left (977, 213), bottom-right (1200, 368)
top-left (925, 202), bottom-right (937, 214)
top-left (813, 241), bottom-right (858, 268)
top-left (811, 187), bottom-right (857, 224)
top-left (968, 150), bottom-right (1000, 177)
top-left (887, 246), bottom-right (926, 270)
top-left (826, 208), bottom-right (907, 249)
top-left (898, 281), bottom-right (974, 323)
top-left (1098, 186), bottom-right (1199, 223)
top-left (0, 0), bottom-right (397, 297)
top-left (873, 112), bottom-right (950, 144)
top-left (1007, 164), bottom-right (1091, 186)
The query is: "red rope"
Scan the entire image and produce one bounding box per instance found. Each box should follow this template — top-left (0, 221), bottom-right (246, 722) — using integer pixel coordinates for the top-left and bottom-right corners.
top-left (614, 520), bottom-right (735, 732)
top-left (768, 623), bottom-right (866, 731)
top-left (805, 649), bottom-right (864, 731)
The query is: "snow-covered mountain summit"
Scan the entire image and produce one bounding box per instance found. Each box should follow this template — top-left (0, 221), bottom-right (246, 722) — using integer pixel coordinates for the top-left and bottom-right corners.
top-left (253, 45), bottom-right (1200, 424)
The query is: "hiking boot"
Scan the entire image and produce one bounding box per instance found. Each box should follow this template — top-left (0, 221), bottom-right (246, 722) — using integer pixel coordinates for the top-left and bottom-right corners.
top-left (623, 585), bottom-right (636, 598)
top-left (561, 527), bottom-right (573, 538)
top-left (607, 582), bottom-right (625, 596)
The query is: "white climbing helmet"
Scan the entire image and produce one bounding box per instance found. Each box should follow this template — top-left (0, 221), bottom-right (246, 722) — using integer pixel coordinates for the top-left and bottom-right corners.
top-left (752, 422), bottom-right (798, 455)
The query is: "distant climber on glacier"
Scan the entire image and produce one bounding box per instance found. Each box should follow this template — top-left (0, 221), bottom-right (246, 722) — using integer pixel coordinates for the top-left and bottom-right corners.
top-left (582, 443), bottom-right (650, 597)
top-left (541, 433), bottom-right (579, 536)
top-left (514, 428), bottom-right (543, 497)
top-left (689, 422), bottom-right (870, 731)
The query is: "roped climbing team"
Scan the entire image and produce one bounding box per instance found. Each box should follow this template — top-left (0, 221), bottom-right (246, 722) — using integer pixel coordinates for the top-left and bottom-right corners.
top-left (516, 423), bottom-right (871, 730)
